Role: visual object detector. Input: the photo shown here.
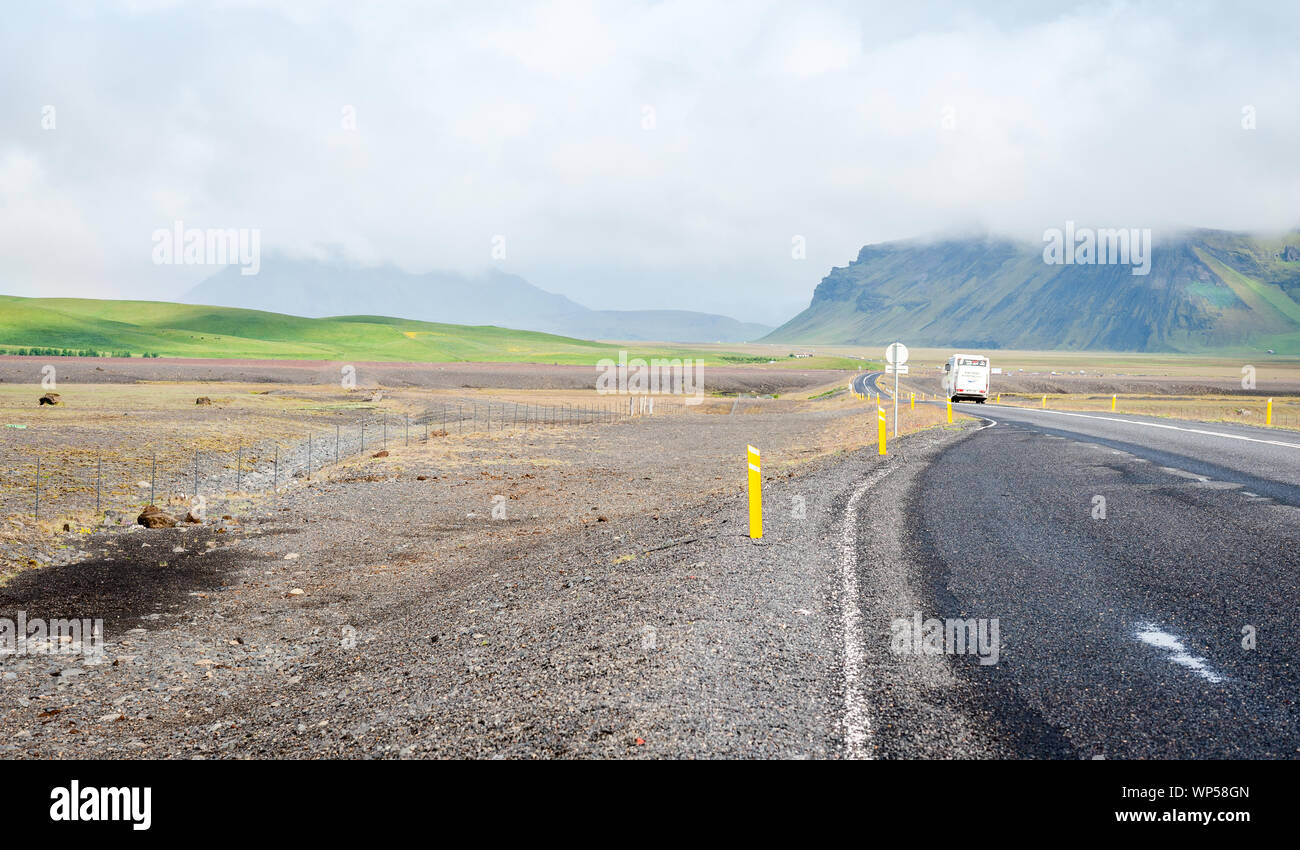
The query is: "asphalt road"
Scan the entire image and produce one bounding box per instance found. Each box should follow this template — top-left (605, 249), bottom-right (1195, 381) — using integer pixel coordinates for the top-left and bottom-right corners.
top-left (880, 397), bottom-right (1300, 757)
top-left (851, 371), bottom-right (893, 398)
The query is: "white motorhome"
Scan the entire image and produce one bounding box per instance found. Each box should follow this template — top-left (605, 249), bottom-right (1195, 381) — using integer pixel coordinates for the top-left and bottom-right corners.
top-left (943, 353), bottom-right (991, 403)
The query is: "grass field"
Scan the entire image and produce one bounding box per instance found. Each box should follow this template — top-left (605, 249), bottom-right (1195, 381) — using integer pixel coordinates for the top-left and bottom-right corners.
top-left (0, 296), bottom-right (861, 369)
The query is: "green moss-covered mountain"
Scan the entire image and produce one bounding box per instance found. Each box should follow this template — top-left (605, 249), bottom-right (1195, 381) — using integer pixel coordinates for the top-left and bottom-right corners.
top-left (766, 229), bottom-right (1300, 353)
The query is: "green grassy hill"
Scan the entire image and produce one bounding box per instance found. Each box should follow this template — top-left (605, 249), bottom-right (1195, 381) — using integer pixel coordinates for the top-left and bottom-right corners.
top-left (766, 229), bottom-right (1300, 354)
top-left (0, 295), bottom-right (854, 367)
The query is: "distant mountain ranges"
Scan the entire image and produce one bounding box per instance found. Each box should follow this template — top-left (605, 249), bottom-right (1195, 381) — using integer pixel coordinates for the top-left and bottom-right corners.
top-left (185, 261), bottom-right (771, 344)
top-left (764, 229), bottom-right (1300, 353)
top-left (182, 228), bottom-right (1300, 353)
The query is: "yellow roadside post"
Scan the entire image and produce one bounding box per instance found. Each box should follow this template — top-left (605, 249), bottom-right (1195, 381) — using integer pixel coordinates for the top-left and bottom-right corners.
top-left (747, 445), bottom-right (762, 539)
top-left (1041, 395), bottom-right (1047, 409)
top-left (996, 393), bottom-right (1001, 403)
top-left (877, 407), bottom-right (887, 455)
top-left (1267, 398), bottom-right (1273, 426)
top-left (910, 392), bottom-right (915, 410)
top-left (1111, 394), bottom-right (1117, 412)
top-left (946, 398), bottom-right (953, 423)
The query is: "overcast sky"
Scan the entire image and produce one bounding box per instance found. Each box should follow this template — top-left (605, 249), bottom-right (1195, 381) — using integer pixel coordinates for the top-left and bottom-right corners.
top-left (2, 0), bottom-right (1297, 324)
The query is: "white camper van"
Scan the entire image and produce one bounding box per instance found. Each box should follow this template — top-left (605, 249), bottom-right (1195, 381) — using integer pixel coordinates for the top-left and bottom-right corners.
top-left (943, 353), bottom-right (991, 403)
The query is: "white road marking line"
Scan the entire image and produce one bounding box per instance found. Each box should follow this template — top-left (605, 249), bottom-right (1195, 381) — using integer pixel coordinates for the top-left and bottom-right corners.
top-left (989, 405), bottom-right (1300, 450)
top-left (1159, 466), bottom-right (1208, 481)
top-left (839, 463), bottom-right (895, 759)
top-left (1135, 623), bottom-right (1226, 684)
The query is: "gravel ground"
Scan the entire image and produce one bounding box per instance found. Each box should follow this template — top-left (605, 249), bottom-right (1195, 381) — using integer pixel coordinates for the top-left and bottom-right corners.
top-left (0, 355), bottom-right (847, 395)
top-left (0, 402), bottom-right (984, 759)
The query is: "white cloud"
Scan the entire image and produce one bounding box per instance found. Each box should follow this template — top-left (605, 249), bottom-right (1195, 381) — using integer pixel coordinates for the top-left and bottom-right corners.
top-left (1, 0), bottom-right (1297, 323)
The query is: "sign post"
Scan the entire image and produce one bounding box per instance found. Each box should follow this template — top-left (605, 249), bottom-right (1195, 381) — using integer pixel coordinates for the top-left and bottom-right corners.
top-left (884, 342), bottom-right (908, 437)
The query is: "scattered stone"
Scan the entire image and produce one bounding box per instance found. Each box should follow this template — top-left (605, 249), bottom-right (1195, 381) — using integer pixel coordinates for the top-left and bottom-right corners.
top-left (137, 506), bottom-right (177, 528)
top-left (195, 396), bottom-right (212, 405)
top-left (372, 450), bottom-right (389, 458)
top-left (38, 392), bottom-right (61, 406)
top-left (287, 588), bottom-right (305, 596)
top-left (183, 511), bottom-right (203, 524)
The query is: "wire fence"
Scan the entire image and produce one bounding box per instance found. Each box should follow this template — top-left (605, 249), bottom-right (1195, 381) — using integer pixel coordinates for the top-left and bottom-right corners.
top-left (3, 395), bottom-right (691, 524)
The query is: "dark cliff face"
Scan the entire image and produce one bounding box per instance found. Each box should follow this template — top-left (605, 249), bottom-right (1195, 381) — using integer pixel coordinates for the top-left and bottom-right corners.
top-left (766, 230), bottom-right (1300, 352)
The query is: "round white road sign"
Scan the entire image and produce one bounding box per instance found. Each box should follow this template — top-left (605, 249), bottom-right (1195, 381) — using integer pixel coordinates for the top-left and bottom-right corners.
top-left (885, 342), bottom-right (909, 365)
